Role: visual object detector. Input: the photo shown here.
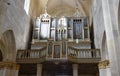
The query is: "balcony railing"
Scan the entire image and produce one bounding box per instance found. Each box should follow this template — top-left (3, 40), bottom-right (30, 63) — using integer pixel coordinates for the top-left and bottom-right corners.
top-left (16, 47), bottom-right (47, 63)
top-left (67, 47), bottom-right (101, 63)
top-left (16, 43), bottom-right (101, 63)
top-left (68, 47), bottom-right (101, 58)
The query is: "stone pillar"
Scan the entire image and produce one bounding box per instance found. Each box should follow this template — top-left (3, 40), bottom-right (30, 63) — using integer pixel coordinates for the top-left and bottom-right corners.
top-left (11, 64), bottom-right (20, 76)
top-left (37, 64), bottom-right (42, 76)
top-left (106, 66), bottom-right (111, 76)
top-left (101, 0), bottom-right (120, 76)
top-left (98, 60), bottom-right (111, 76)
top-left (72, 64), bottom-right (78, 76)
top-left (0, 62), bottom-right (20, 76)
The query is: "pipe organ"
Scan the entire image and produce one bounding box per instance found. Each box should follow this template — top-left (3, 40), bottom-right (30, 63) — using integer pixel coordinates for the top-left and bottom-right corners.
top-left (32, 16), bottom-right (90, 42)
top-left (17, 7), bottom-right (101, 76)
top-left (31, 11), bottom-right (92, 59)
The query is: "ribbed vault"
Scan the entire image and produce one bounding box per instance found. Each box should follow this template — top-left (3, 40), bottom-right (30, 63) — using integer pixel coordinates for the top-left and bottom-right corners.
top-left (29, 0), bottom-right (93, 17)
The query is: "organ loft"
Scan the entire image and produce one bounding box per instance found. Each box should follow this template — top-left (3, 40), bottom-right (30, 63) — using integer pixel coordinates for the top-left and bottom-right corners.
top-left (16, 6), bottom-right (101, 76)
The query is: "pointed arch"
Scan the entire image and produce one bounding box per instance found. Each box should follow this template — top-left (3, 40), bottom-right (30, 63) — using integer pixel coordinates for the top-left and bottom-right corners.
top-left (0, 30), bottom-right (16, 61)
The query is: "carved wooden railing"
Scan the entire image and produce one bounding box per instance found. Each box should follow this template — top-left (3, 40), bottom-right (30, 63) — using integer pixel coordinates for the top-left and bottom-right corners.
top-left (16, 47), bottom-right (47, 63)
top-left (68, 47), bottom-right (101, 58)
top-left (67, 47), bottom-right (101, 63)
top-left (16, 43), bottom-right (101, 63)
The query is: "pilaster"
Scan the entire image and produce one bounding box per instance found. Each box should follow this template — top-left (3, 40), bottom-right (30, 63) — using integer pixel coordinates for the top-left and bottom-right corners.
top-left (0, 61), bottom-right (20, 76)
top-left (98, 60), bottom-right (111, 76)
top-left (37, 64), bottom-right (42, 76)
top-left (72, 64), bottom-right (78, 76)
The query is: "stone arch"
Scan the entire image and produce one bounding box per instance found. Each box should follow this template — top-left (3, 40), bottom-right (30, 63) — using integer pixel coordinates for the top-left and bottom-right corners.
top-left (0, 30), bottom-right (16, 61)
top-left (101, 31), bottom-right (109, 60)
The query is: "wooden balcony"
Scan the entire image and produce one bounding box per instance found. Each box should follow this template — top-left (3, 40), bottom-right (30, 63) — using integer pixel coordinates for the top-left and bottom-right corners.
top-left (67, 47), bottom-right (101, 63)
top-left (16, 46), bottom-right (101, 64)
top-left (16, 47), bottom-right (47, 63)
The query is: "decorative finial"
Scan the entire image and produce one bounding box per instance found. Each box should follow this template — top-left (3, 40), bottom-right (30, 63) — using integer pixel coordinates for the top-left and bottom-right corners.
top-left (75, 0), bottom-right (78, 8)
top-left (74, 0), bottom-right (81, 17)
top-left (45, 6), bottom-right (47, 13)
top-left (40, 5), bottom-right (51, 18)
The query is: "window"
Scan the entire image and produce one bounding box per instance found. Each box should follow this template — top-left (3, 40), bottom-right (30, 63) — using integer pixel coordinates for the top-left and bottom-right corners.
top-left (24, 0), bottom-right (30, 15)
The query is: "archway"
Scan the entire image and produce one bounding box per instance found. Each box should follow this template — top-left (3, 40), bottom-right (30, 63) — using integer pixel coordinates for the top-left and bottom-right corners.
top-left (1, 30), bottom-right (16, 61)
top-left (101, 32), bottom-right (109, 60)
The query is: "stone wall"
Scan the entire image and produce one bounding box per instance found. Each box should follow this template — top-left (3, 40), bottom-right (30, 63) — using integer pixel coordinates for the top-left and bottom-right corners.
top-left (0, 0), bottom-right (30, 49)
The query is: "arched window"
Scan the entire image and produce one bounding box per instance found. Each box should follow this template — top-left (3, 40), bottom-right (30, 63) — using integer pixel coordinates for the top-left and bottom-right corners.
top-left (24, 0), bottom-right (30, 15)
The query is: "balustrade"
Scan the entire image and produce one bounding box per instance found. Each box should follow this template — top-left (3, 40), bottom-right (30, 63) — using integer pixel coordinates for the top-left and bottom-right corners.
top-left (16, 43), bottom-right (100, 63)
top-left (68, 47), bottom-right (101, 58)
top-left (17, 47), bottom-right (47, 59)
top-left (17, 46), bottom-right (100, 60)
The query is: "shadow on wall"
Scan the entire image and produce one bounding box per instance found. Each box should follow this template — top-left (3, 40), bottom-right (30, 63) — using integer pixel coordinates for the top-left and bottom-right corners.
top-left (118, 1), bottom-right (120, 33)
top-left (0, 50), bottom-right (3, 61)
top-left (90, 22), bottom-right (95, 49)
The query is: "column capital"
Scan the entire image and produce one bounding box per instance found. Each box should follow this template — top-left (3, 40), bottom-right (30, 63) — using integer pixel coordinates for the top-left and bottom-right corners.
top-left (0, 61), bottom-right (20, 70)
top-left (98, 60), bottom-right (110, 69)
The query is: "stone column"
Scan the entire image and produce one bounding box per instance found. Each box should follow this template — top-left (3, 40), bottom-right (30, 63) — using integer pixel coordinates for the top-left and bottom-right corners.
top-left (101, 0), bottom-right (120, 76)
top-left (98, 60), bottom-right (111, 76)
top-left (37, 64), bottom-right (42, 76)
top-left (106, 65), bottom-right (111, 76)
top-left (0, 62), bottom-right (20, 76)
top-left (11, 64), bottom-right (20, 76)
top-left (72, 64), bottom-right (78, 76)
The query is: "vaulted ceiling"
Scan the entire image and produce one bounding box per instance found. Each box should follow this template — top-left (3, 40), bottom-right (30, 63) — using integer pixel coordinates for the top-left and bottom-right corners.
top-left (30, 0), bottom-right (93, 18)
